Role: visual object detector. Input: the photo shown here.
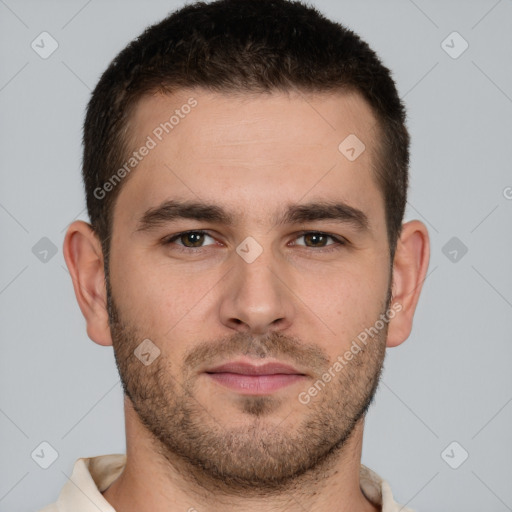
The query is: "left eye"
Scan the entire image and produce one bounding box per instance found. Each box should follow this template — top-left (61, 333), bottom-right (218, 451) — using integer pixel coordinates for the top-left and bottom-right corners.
top-left (293, 232), bottom-right (342, 248)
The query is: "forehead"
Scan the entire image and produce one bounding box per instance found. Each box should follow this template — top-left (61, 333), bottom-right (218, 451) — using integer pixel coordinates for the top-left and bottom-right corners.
top-left (115, 88), bottom-right (384, 230)
top-left (129, 87), bottom-right (379, 157)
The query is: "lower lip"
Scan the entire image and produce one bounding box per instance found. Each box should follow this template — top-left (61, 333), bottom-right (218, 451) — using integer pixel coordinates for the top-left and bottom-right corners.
top-left (206, 372), bottom-right (306, 394)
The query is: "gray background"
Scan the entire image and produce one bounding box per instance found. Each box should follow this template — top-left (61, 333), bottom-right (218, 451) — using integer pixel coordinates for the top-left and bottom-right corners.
top-left (1, 0), bottom-right (511, 511)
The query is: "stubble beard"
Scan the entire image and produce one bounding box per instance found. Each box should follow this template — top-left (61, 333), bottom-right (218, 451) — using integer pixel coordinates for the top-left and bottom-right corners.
top-left (106, 278), bottom-right (389, 495)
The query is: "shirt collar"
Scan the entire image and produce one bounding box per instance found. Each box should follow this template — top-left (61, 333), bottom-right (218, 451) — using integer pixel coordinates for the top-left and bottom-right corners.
top-left (52, 454), bottom-right (413, 512)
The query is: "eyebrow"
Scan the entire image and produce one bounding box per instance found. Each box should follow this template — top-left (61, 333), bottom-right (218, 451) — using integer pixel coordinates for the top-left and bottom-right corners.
top-left (135, 199), bottom-right (369, 233)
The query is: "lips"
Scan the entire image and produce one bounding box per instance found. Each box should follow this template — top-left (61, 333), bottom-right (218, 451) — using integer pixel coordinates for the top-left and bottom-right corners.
top-left (206, 361), bottom-right (304, 376)
top-left (205, 360), bottom-right (307, 395)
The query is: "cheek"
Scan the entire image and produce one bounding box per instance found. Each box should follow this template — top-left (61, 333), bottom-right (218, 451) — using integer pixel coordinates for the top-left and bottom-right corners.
top-left (109, 251), bottom-right (168, 328)
top-left (110, 250), bottom-right (217, 341)
top-left (297, 259), bottom-right (389, 350)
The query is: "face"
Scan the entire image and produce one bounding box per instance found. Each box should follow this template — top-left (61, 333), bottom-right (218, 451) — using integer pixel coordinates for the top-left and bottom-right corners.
top-left (106, 89), bottom-right (393, 489)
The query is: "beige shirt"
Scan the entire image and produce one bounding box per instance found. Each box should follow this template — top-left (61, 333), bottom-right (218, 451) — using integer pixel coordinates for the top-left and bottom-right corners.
top-left (38, 454), bottom-right (414, 512)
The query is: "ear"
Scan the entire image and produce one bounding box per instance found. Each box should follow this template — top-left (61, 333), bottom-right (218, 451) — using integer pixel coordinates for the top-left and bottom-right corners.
top-left (386, 220), bottom-right (430, 348)
top-left (63, 220), bottom-right (113, 346)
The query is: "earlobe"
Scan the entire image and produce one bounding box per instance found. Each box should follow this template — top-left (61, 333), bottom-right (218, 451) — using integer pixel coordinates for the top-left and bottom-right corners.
top-left (386, 220), bottom-right (430, 348)
top-left (63, 220), bottom-right (113, 347)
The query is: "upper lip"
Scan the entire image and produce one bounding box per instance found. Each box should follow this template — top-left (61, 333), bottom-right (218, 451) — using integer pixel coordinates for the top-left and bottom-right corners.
top-left (205, 360), bottom-right (305, 376)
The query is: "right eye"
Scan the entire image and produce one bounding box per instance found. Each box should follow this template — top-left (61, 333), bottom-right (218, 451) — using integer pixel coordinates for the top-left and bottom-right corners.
top-left (163, 230), bottom-right (217, 249)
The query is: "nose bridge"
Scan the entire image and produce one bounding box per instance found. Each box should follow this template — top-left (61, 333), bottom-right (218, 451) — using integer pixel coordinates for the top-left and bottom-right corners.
top-left (219, 239), bottom-right (294, 333)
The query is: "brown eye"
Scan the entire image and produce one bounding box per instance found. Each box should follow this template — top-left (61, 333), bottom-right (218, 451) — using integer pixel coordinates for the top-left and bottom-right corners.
top-left (303, 233), bottom-right (329, 247)
top-left (180, 232), bottom-right (206, 247)
top-left (164, 231), bottom-right (215, 248)
top-left (293, 232), bottom-right (346, 252)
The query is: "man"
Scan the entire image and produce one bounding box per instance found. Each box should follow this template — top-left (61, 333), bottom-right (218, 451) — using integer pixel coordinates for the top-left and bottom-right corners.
top-left (41, 0), bottom-right (429, 510)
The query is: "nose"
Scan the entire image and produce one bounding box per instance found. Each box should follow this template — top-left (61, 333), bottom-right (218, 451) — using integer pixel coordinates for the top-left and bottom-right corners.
top-left (218, 248), bottom-right (295, 334)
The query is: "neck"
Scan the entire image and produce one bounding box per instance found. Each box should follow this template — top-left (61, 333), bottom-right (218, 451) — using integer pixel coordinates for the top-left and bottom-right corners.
top-left (102, 397), bottom-right (380, 512)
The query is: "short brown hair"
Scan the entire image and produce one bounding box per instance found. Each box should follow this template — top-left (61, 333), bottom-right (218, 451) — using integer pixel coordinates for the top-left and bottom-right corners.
top-left (83, 0), bottom-right (409, 264)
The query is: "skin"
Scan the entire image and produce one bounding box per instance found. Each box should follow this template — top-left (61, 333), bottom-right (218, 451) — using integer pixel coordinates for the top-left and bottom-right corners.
top-left (64, 88), bottom-right (430, 512)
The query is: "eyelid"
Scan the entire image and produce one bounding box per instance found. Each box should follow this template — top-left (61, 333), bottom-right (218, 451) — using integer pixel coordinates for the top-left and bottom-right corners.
top-left (293, 230), bottom-right (346, 242)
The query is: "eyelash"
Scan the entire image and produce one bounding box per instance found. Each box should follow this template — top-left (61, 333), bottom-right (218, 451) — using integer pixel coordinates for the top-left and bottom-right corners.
top-left (161, 230), bottom-right (347, 254)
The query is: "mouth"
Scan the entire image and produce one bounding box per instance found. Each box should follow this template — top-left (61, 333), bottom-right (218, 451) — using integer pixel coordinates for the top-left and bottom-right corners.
top-left (204, 360), bottom-right (308, 395)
